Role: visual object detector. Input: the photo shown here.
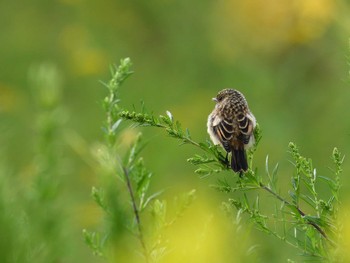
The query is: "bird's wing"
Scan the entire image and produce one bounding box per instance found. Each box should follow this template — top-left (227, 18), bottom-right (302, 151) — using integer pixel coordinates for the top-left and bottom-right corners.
top-left (213, 113), bottom-right (254, 151)
top-left (212, 116), bottom-right (235, 152)
top-left (236, 113), bottom-right (254, 144)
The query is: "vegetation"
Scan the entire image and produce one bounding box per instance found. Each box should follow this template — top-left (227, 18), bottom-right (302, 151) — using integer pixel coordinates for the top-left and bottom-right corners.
top-left (83, 58), bottom-right (343, 262)
top-left (1, 1), bottom-right (350, 262)
top-left (83, 58), bottom-right (196, 262)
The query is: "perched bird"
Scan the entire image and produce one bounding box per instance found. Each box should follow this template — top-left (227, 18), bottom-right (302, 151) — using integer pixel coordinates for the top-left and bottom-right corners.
top-left (207, 89), bottom-right (256, 173)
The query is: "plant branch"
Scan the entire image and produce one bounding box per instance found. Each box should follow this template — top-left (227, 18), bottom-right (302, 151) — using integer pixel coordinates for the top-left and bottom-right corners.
top-left (91, 58), bottom-right (344, 262)
top-left (123, 166), bottom-right (149, 262)
top-left (259, 182), bottom-right (329, 241)
top-left (121, 108), bottom-right (333, 242)
top-left (119, 110), bottom-right (229, 169)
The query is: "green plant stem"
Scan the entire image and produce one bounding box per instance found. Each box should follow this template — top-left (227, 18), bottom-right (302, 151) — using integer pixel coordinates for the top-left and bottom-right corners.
top-left (123, 167), bottom-right (149, 262)
top-left (258, 182), bottom-right (329, 241)
top-left (120, 108), bottom-right (338, 254)
top-left (154, 122), bottom-right (202, 148)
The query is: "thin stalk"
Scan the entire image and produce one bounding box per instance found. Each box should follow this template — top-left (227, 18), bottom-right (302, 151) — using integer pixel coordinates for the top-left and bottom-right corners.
top-left (259, 182), bottom-right (329, 241)
top-left (154, 123), bottom-right (201, 148)
top-left (123, 167), bottom-right (149, 262)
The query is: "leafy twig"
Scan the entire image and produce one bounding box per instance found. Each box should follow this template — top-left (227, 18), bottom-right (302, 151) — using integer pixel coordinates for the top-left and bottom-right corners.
top-left (85, 58), bottom-right (197, 262)
top-left (119, 103), bottom-right (341, 261)
top-left (259, 182), bottom-right (329, 240)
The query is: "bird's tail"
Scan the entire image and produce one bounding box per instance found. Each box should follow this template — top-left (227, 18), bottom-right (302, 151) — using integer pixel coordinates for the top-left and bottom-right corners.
top-left (231, 148), bottom-right (248, 173)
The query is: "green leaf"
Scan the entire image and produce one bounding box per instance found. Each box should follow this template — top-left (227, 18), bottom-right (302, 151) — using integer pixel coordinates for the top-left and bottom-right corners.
top-left (318, 175), bottom-right (336, 185)
top-left (187, 154), bottom-right (216, 165)
top-left (194, 167), bottom-right (221, 177)
top-left (141, 190), bottom-right (164, 211)
top-left (91, 187), bottom-right (108, 212)
top-left (174, 189), bottom-right (196, 218)
top-left (111, 119), bottom-right (122, 132)
top-left (185, 128), bottom-right (191, 139)
top-left (125, 133), bottom-right (145, 167)
top-left (271, 163), bottom-right (279, 189)
top-left (83, 229), bottom-right (104, 257)
top-left (299, 193), bottom-right (316, 208)
top-left (151, 199), bottom-right (167, 228)
top-left (228, 198), bottom-right (243, 210)
top-left (136, 170), bottom-right (152, 198)
top-left (265, 155), bottom-right (270, 176)
top-left (288, 190), bottom-right (297, 205)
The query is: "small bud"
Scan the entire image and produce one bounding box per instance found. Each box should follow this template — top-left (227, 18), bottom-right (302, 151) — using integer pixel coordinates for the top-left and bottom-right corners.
top-left (111, 119), bottom-right (122, 132)
top-left (166, 110), bottom-right (173, 122)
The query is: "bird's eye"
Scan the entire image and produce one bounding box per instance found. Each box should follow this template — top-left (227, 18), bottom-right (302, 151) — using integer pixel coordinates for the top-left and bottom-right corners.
top-left (217, 95), bottom-right (223, 102)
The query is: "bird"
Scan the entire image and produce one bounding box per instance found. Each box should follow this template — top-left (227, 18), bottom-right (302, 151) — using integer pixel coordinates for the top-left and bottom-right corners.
top-left (207, 89), bottom-right (256, 173)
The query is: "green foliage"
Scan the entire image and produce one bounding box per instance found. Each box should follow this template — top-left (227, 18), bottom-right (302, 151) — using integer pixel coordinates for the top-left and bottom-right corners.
top-left (102, 58), bottom-right (133, 146)
top-left (2, 2), bottom-right (349, 262)
top-left (120, 109), bottom-right (231, 177)
top-left (118, 60), bottom-right (343, 262)
top-left (0, 63), bottom-right (70, 263)
top-left (221, 142), bottom-right (342, 261)
top-left (84, 58), bottom-right (196, 262)
top-left (83, 229), bottom-right (104, 257)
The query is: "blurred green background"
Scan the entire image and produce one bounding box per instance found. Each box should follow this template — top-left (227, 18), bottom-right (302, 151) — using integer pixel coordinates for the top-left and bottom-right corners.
top-left (1, 0), bottom-right (350, 262)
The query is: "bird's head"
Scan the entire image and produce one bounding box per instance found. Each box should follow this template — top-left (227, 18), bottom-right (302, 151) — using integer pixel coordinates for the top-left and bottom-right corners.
top-left (212, 88), bottom-right (235, 103)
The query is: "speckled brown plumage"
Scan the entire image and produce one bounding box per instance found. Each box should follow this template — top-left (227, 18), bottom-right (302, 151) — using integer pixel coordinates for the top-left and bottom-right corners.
top-left (207, 89), bottom-right (256, 173)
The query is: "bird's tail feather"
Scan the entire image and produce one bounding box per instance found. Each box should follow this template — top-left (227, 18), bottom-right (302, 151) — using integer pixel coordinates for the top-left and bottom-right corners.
top-left (231, 148), bottom-right (248, 173)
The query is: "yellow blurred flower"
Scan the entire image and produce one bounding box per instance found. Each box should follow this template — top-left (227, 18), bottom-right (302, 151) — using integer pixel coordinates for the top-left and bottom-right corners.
top-left (211, 0), bottom-right (336, 58)
top-left (337, 205), bottom-right (350, 261)
top-left (161, 193), bottom-right (251, 263)
top-left (292, 0), bottom-right (335, 43)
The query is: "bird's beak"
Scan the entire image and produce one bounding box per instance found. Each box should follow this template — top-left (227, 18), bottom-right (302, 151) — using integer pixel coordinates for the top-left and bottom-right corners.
top-left (212, 98), bottom-right (217, 102)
